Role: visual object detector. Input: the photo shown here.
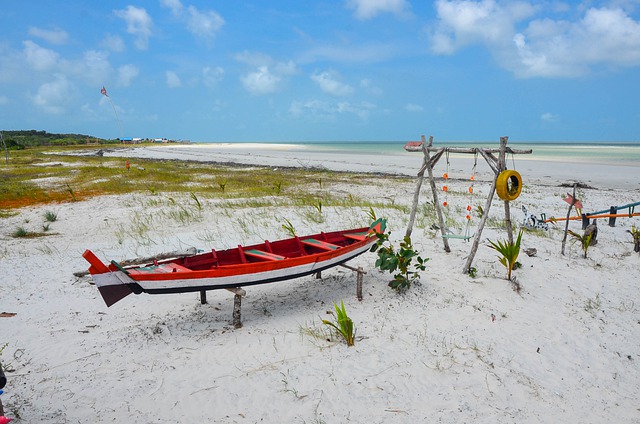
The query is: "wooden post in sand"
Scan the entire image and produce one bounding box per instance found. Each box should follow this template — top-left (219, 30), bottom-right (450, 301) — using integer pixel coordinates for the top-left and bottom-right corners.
top-left (561, 184), bottom-right (577, 256)
top-left (406, 135), bottom-right (451, 253)
top-left (226, 287), bottom-right (246, 328)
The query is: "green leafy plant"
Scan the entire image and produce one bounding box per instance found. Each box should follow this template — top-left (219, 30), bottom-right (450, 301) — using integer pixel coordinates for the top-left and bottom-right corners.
top-left (365, 207), bottom-right (377, 222)
top-left (281, 218), bottom-right (296, 237)
top-left (468, 266), bottom-right (478, 278)
top-left (273, 181), bottom-right (283, 194)
top-left (371, 230), bottom-right (428, 291)
top-left (217, 180), bottom-right (227, 193)
top-left (628, 226), bottom-right (640, 253)
top-left (567, 229), bottom-right (593, 258)
top-left (487, 229), bottom-right (523, 280)
top-left (322, 300), bottom-right (356, 346)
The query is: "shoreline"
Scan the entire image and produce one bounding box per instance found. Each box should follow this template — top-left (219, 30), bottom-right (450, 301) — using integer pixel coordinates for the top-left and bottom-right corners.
top-left (102, 144), bottom-right (640, 191)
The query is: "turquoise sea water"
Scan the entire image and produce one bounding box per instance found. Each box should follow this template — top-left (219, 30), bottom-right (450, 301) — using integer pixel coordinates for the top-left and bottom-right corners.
top-left (212, 141), bottom-right (640, 167)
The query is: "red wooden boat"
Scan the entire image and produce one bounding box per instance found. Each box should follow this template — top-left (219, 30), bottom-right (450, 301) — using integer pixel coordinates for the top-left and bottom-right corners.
top-left (83, 219), bottom-right (386, 307)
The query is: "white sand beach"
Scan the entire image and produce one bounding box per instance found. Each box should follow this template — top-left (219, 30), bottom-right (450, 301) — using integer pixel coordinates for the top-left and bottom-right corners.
top-left (1, 143), bottom-right (639, 423)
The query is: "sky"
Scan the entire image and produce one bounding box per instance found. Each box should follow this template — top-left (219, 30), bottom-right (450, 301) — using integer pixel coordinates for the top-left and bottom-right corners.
top-left (1, 0), bottom-right (640, 143)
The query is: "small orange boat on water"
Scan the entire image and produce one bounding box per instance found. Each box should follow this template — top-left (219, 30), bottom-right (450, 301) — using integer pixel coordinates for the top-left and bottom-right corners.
top-left (83, 219), bottom-right (386, 307)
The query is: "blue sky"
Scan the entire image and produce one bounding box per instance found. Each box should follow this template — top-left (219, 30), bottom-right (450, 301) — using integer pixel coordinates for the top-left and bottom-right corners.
top-left (1, 1), bottom-right (640, 142)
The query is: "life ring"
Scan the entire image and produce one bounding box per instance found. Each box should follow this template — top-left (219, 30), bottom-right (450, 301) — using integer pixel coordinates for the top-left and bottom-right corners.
top-left (496, 170), bottom-right (522, 201)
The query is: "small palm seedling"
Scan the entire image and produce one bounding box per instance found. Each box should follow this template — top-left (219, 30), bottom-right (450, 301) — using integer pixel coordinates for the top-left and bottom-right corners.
top-left (487, 229), bottom-right (523, 281)
top-left (567, 229), bottom-right (593, 258)
top-left (322, 300), bottom-right (356, 346)
top-left (273, 181), bottom-right (283, 194)
top-left (281, 218), bottom-right (296, 237)
top-left (371, 229), bottom-right (428, 291)
top-left (628, 226), bottom-right (640, 253)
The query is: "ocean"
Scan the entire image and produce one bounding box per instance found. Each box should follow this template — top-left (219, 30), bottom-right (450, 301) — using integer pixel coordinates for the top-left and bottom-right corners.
top-left (204, 141), bottom-right (640, 167)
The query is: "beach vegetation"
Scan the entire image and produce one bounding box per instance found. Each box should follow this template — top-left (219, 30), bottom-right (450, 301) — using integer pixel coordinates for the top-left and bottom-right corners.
top-left (189, 192), bottom-right (202, 211)
top-left (628, 226), bottom-right (640, 253)
top-left (44, 210), bottom-right (58, 222)
top-left (371, 230), bottom-right (428, 291)
top-left (468, 266), bottom-right (478, 278)
top-left (567, 229), bottom-right (593, 258)
top-left (487, 229), bottom-right (523, 281)
top-left (281, 218), bottom-right (296, 237)
top-left (322, 300), bottom-right (356, 346)
top-left (11, 226), bottom-right (54, 238)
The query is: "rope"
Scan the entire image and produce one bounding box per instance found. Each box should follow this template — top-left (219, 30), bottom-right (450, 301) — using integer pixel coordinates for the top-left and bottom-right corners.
top-left (442, 149), bottom-right (450, 208)
top-left (464, 152), bottom-right (478, 238)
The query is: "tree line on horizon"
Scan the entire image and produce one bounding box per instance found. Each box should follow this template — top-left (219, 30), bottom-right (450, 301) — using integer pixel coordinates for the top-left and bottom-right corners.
top-left (0, 130), bottom-right (116, 149)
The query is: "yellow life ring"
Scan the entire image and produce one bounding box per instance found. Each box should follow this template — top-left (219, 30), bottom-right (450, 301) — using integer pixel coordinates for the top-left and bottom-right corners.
top-left (496, 170), bottom-right (522, 201)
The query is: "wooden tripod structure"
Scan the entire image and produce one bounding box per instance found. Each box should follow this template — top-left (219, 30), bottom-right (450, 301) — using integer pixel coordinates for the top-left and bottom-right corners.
top-left (405, 135), bottom-right (532, 273)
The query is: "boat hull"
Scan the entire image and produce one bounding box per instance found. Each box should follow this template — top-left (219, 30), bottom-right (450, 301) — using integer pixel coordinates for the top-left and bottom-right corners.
top-left (83, 220), bottom-right (384, 307)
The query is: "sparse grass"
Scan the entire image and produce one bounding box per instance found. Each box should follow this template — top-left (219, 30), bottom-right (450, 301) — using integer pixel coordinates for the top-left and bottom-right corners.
top-left (11, 226), bottom-right (54, 238)
top-left (0, 145), bottom-right (401, 211)
top-left (44, 210), bottom-right (58, 222)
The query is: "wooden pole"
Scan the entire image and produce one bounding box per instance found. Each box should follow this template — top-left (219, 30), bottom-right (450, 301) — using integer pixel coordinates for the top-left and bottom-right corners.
top-left (406, 135), bottom-right (429, 239)
top-left (462, 136), bottom-right (510, 274)
top-left (463, 172), bottom-right (498, 274)
top-left (422, 136), bottom-right (450, 252)
top-left (498, 137), bottom-right (514, 244)
top-left (561, 183), bottom-right (577, 256)
top-left (226, 287), bottom-right (246, 328)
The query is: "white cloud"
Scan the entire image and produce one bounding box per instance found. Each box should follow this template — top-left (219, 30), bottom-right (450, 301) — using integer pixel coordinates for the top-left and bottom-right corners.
top-left (430, 0), bottom-right (534, 54)
top-left (161, 0), bottom-right (184, 15)
top-left (118, 64), bottom-right (139, 86)
top-left (513, 7), bottom-right (640, 77)
top-left (405, 103), bottom-right (424, 112)
top-left (311, 71), bottom-right (354, 97)
top-left (32, 75), bottom-right (74, 114)
top-left (430, 1), bottom-right (640, 78)
top-left (202, 66), bottom-right (224, 88)
top-left (114, 6), bottom-right (153, 50)
top-left (241, 66), bottom-right (281, 95)
top-left (28, 27), bottom-right (69, 45)
top-left (236, 53), bottom-right (298, 95)
top-left (101, 34), bottom-right (125, 53)
top-left (346, 0), bottom-right (411, 20)
top-left (161, 0), bottom-right (224, 41)
top-left (166, 71), bottom-right (182, 88)
top-left (23, 40), bottom-right (59, 71)
top-left (541, 112), bottom-right (558, 122)
top-left (77, 50), bottom-right (111, 86)
top-left (186, 6), bottom-right (224, 40)
top-left (289, 99), bottom-right (374, 120)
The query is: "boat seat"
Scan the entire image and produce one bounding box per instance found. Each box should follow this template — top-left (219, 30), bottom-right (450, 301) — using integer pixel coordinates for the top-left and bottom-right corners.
top-left (301, 238), bottom-right (341, 251)
top-left (343, 232), bottom-right (368, 241)
top-left (244, 249), bottom-right (286, 261)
